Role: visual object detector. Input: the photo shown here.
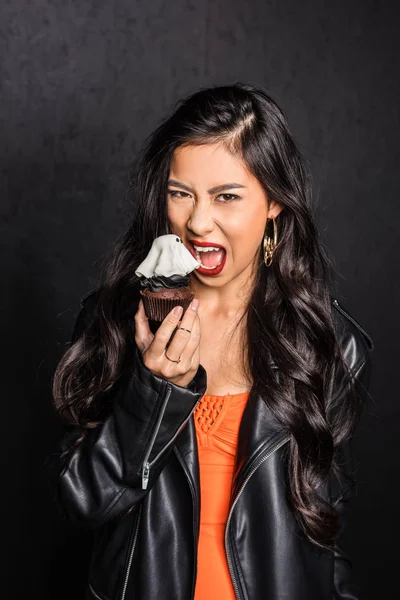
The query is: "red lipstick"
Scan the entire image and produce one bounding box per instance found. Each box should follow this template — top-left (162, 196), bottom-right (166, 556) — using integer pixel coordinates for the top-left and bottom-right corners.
top-left (187, 239), bottom-right (227, 276)
top-left (188, 239), bottom-right (226, 249)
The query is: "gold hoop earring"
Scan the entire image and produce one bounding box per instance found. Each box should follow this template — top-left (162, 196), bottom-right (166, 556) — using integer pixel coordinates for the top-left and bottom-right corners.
top-left (263, 216), bottom-right (278, 267)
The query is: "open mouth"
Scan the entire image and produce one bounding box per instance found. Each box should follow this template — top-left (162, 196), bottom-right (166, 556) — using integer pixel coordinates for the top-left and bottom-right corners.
top-left (188, 242), bottom-right (226, 270)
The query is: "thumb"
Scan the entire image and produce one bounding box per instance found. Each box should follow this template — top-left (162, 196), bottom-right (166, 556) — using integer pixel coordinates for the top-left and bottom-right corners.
top-left (134, 300), bottom-right (154, 352)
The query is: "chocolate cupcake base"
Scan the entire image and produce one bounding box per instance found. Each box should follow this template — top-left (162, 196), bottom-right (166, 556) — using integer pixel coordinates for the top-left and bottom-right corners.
top-left (140, 287), bottom-right (195, 322)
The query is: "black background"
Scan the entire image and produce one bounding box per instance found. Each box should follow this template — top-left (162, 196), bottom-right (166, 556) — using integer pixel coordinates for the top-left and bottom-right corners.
top-left (1, 1), bottom-right (398, 598)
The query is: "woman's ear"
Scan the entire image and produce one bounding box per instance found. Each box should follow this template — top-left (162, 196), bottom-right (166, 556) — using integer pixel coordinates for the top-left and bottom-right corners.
top-left (267, 201), bottom-right (284, 219)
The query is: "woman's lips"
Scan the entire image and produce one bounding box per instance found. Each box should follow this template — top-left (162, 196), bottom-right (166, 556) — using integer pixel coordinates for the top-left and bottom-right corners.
top-left (186, 241), bottom-right (227, 276)
top-left (188, 239), bottom-right (226, 249)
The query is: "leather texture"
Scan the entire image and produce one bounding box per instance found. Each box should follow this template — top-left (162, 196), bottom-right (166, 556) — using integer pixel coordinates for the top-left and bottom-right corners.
top-left (47, 287), bottom-right (374, 600)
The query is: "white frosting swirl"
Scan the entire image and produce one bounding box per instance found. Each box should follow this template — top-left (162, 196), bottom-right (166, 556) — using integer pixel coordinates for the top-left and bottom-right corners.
top-left (135, 234), bottom-right (200, 278)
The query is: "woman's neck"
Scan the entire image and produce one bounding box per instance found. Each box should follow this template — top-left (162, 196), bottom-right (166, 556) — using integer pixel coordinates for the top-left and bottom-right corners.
top-left (189, 266), bottom-right (255, 319)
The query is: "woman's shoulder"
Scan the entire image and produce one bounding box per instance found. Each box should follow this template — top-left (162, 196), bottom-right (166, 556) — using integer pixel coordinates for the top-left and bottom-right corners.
top-left (330, 295), bottom-right (374, 375)
top-left (79, 287), bottom-right (100, 308)
top-left (78, 284), bottom-right (141, 314)
top-left (71, 285), bottom-right (142, 345)
top-left (69, 287), bottom-right (100, 343)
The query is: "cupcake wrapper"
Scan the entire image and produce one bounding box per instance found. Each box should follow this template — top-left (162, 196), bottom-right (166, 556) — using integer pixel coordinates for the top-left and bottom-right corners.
top-left (140, 289), bottom-right (195, 322)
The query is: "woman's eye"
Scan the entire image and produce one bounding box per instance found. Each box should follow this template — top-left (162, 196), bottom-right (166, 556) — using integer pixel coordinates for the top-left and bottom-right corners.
top-left (217, 193), bottom-right (239, 202)
top-left (168, 190), bottom-right (239, 202)
top-left (168, 190), bottom-right (190, 198)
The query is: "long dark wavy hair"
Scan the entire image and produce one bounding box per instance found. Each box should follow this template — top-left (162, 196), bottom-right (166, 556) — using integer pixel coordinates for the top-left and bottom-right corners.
top-left (52, 82), bottom-right (362, 552)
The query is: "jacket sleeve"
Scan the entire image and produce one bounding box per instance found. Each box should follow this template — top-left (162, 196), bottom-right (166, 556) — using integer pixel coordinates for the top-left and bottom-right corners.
top-left (330, 341), bottom-right (373, 599)
top-left (46, 292), bottom-right (207, 529)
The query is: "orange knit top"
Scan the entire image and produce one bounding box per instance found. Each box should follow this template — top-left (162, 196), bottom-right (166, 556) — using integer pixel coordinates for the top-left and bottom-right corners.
top-left (193, 391), bottom-right (250, 600)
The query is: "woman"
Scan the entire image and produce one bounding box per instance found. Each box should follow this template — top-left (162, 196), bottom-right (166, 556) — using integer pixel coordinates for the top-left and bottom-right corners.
top-left (49, 83), bottom-right (374, 600)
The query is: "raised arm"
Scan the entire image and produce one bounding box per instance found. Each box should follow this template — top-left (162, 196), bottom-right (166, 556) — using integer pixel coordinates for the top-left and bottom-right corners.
top-left (46, 293), bottom-right (207, 528)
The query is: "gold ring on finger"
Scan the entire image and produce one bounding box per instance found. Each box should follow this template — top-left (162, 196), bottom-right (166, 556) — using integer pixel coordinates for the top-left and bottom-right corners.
top-left (165, 350), bottom-right (181, 364)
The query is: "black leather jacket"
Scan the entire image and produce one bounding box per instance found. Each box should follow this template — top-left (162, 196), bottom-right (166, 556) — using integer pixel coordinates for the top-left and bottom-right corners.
top-left (48, 289), bottom-right (374, 600)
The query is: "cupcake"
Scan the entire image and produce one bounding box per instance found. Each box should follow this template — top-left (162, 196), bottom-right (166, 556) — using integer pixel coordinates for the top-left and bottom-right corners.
top-left (135, 234), bottom-right (201, 322)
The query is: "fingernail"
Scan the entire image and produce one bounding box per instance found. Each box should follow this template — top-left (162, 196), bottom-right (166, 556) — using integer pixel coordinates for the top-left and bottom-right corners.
top-left (191, 299), bottom-right (199, 310)
top-left (174, 306), bottom-right (183, 317)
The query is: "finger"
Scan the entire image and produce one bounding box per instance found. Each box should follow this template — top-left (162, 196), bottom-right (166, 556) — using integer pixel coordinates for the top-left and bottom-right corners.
top-left (191, 336), bottom-right (200, 370)
top-left (187, 318), bottom-right (201, 368)
top-left (170, 311), bottom-right (201, 368)
top-left (147, 305), bottom-right (184, 359)
top-left (134, 300), bottom-right (154, 352)
top-left (162, 299), bottom-right (200, 360)
top-left (180, 297), bottom-right (200, 330)
top-left (181, 311), bottom-right (201, 358)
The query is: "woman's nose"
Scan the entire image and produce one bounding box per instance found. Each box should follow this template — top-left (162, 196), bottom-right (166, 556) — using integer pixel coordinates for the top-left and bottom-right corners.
top-left (187, 203), bottom-right (214, 236)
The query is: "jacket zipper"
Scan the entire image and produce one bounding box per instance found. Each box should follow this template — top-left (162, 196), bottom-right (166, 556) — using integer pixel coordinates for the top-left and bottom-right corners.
top-left (141, 384), bottom-right (202, 489)
top-left (224, 434), bottom-right (291, 599)
top-left (120, 504), bottom-right (142, 600)
top-left (332, 298), bottom-right (374, 350)
top-left (141, 383), bottom-right (172, 489)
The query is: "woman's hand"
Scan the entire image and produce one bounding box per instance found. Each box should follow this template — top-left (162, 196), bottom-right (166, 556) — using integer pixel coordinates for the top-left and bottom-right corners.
top-left (134, 298), bottom-right (201, 388)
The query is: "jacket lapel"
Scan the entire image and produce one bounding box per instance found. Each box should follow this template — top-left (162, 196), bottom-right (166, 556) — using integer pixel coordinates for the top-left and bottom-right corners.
top-left (174, 369), bottom-right (289, 506)
top-left (231, 386), bottom-right (289, 498)
top-left (174, 414), bottom-right (201, 523)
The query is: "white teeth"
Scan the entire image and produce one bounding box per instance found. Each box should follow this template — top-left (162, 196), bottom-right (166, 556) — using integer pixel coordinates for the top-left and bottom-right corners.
top-left (194, 249), bottom-right (224, 269)
top-left (193, 245), bottom-right (222, 252)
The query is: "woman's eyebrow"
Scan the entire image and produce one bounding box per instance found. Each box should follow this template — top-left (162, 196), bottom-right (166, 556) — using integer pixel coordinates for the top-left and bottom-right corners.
top-left (167, 179), bottom-right (246, 194)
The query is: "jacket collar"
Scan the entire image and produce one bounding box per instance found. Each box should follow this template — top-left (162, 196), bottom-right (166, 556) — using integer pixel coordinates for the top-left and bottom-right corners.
top-left (232, 385), bottom-right (289, 494)
top-left (174, 382), bottom-right (289, 503)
